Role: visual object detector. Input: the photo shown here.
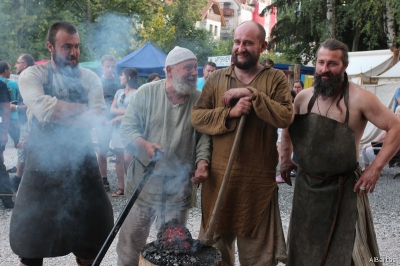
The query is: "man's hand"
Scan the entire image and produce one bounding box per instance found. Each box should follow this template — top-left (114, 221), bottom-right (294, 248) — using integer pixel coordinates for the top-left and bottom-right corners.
top-left (143, 141), bottom-right (164, 160)
top-left (222, 88), bottom-right (252, 107)
top-left (228, 97), bottom-right (252, 118)
top-left (17, 141), bottom-right (26, 148)
top-left (280, 159), bottom-right (297, 186)
top-left (192, 160), bottom-right (209, 184)
top-left (354, 167), bottom-right (380, 195)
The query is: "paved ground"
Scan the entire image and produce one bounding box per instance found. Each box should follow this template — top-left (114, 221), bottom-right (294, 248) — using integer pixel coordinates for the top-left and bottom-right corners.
top-left (1, 142), bottom-right (399, 265)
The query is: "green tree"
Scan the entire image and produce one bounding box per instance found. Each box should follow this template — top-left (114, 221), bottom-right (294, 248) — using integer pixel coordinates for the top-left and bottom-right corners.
top-left (0, 0), bottom-right (222, 69)
top-left (261, 0), bottom-right (399, 64)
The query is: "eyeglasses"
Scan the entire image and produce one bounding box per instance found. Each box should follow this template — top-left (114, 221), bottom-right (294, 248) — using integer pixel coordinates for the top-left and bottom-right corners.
top-left (15, 61), bottom-right (25, 65)
top-left (120, 94), bottom-right (126, 104)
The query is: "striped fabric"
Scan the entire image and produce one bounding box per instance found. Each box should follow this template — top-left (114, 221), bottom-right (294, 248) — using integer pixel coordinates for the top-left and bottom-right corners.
top-left (352, 194), bottom-right (382, 265)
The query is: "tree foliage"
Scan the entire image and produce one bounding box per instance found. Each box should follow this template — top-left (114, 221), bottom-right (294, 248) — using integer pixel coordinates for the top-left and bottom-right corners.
top-left (0, 0), bottom-right (220, 70)
top-left (262, 0), bottom-right (399, 64)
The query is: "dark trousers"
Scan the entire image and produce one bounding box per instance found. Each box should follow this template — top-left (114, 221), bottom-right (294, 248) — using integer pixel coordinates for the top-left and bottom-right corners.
top-left (0, 148), bottom-right (13, 206)
top-left (0, 154), bottom-right (12, 194)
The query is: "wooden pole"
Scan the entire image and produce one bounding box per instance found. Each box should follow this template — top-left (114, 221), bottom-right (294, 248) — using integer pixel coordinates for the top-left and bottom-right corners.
top-left (288, 66), bottom-right (294, 89)
top-left (294, 64), bottom-right (301, 82)
top-left (199, 116), bottom-right (246, 246)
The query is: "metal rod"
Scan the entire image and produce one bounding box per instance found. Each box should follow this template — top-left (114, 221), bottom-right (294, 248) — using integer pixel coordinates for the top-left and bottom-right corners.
top-left (0, 194), bottom-right (15, 197)
top-left (92, 150), bottom-right (163, 266)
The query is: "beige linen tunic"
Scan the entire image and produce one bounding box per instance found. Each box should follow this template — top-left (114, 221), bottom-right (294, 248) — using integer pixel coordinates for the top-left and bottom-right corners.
top-left (192, 65), bottom-right (292, 237)
top-left (120, 80), bottom-right (211, 210)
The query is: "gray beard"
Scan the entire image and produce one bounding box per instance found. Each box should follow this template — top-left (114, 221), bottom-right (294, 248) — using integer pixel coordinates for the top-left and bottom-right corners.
top-left (172, 77), bottom-right (197, 95)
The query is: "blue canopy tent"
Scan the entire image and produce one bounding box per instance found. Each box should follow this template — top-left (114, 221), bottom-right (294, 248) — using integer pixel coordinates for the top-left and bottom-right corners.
top-left (116, 42), bottom-right (167, 78)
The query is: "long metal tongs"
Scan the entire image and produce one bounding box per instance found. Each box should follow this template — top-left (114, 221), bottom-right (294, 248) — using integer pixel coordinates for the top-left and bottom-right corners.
top-left (92, 149), bottom-right (163, 265)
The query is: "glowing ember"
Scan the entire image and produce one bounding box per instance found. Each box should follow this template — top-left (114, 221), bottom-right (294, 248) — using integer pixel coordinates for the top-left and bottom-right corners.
top-left (155, 219), bottom-right (196, 254)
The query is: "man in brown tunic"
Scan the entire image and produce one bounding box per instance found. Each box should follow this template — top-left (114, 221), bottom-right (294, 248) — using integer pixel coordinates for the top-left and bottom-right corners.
top-left (280, 39), bottom-right (400, 265)
top-left (191, 21), bottom-right (292, 265)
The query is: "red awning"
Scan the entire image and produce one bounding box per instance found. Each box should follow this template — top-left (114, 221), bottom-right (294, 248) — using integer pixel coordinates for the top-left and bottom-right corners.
top-left (35, 59), bottom-right (49, 65)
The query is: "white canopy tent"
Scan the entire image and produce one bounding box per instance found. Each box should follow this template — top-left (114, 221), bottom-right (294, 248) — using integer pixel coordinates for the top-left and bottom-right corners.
top-left (360, 82), bottom-right (400, 145)
top-left (372, 61), bottom-right (400, 84)
top-left (347, 50), bottom-right (394, 85)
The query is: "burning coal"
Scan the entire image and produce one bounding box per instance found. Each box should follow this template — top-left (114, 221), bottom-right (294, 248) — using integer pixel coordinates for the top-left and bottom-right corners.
top-left (140, 219), bottom-right (221, 265)
top-left (155, 219), bottom-right (197, 254)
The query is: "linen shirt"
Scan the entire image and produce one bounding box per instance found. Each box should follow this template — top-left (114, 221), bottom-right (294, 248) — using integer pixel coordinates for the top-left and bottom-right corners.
top-left (18, 63), bottom-right (106, 125)
top-left (120, 79), bottom-right (211, 209)
top-left (192, 65), bottom-right (293, 236)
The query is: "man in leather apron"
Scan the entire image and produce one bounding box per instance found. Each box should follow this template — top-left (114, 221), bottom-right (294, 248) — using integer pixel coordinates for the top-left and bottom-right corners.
top-left (9, 21), bottom-right (114, 266)
top-left (280, 39), bottom-right (400, 265)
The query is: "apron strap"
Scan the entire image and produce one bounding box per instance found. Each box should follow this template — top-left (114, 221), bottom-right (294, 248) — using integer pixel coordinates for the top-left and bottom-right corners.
top-left (343, 73), bottom-right (350, 126)
top-left (307, 95), bottom-right (317, 113)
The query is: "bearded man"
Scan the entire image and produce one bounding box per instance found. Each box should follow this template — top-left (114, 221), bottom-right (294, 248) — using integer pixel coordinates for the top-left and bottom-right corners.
top-left (280, 39), bottom-right (400, 265)
top-left (9, 21), bottom-right (114, 266)
top-left (191, 21), bottom-right (292, 265)
top-left (116, 46), bottom-right (211, 266)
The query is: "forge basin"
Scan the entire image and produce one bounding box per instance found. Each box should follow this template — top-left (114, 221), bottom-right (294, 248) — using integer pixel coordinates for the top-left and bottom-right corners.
top-left (139, 241), bottom-right (221, 266)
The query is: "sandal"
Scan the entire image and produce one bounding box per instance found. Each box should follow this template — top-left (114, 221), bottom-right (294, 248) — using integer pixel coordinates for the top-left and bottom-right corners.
top-left (112, 188), bottom-right (124, 197)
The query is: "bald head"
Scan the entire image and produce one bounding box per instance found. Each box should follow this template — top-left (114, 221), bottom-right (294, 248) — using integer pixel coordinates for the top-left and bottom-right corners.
top-left (236, 21), bottom-right (266, 44)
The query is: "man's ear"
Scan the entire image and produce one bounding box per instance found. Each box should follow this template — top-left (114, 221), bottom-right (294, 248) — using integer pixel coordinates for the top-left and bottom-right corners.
top-left (260, 41), bottom-right (268, 53)
top-left (46, 42), bottom-right (53, 53)
top-left (166, 65), bottom-right (173, 78)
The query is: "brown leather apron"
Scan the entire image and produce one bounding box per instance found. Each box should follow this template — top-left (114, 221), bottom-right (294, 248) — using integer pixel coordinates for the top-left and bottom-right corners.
top-left (10, 64), bottom-right (114, 259)
top-left (286, 82), bottom-right (360, 266)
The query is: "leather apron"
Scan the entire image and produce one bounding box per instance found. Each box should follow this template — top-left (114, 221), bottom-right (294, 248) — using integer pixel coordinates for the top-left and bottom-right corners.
top-left (286, 82), bottom-right (360, 266)
top-left (10, 64), bottom-right (114, 259)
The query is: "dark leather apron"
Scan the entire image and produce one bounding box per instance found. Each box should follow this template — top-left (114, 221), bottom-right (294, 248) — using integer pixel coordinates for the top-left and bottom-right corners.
top-left (10, 64), bottom-right (114, 259)
top-left (286, 82), bottom-right (360, 266)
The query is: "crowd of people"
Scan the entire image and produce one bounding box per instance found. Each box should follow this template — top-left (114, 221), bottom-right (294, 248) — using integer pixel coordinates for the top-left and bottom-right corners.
top-left (0, 19), bottom-right (399, 266)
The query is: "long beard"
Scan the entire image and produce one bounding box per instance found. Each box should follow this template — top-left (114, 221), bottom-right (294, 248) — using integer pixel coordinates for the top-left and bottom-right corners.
top-left (313, 71), bottom-right (344, 100)
top-left (172, 76), bottom-right (197, 95)
top-left (232, 51), bottom-right (259, 70)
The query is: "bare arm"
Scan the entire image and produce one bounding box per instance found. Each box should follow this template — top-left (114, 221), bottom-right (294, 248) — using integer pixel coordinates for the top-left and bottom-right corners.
top-left (355, 90), bottom-right (400, 194)
top-left (110, 98), bottom-right (125, 116)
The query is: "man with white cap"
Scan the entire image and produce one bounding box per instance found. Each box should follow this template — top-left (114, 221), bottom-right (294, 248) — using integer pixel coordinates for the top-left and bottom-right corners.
top-left (116, 46), bottom-right (211, 266)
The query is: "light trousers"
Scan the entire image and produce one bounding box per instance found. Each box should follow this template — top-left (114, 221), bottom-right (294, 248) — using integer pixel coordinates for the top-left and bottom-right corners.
top-left (116, 203), bottom-right (189, 266)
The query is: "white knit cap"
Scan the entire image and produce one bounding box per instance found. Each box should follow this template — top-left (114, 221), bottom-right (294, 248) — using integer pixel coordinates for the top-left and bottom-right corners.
top-left (165, 46), bottom-right (197, 66)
